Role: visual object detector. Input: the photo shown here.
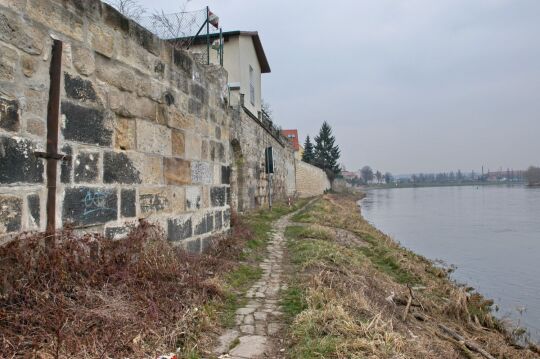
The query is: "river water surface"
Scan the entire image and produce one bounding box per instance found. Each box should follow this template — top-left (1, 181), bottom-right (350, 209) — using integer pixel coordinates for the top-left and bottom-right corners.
top-left (360, 185), bottom-right (540, 341)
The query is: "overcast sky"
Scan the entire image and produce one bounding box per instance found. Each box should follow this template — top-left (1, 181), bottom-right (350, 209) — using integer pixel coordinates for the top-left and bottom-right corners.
top-left (133, 0), bottom-right (540, 174)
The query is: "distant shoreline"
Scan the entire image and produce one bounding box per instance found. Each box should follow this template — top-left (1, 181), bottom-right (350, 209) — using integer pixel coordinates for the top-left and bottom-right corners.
top-left (359, 181), bottom-right (526, 190)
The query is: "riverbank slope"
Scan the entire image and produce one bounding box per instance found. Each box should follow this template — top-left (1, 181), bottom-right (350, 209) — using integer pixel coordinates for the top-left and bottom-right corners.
top-left (283, 192), bottom-right (538, 358)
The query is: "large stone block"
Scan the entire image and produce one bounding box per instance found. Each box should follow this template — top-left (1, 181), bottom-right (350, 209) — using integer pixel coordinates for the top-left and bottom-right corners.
top-left (89, 23), bottom-right (114, 58)
top-left (120, 188), bottom-right (136, 218)
top-left (109, 89), bottom-right (156, 121)
top-left (0, 97), bottom-right (20, 132)
top-left (26, 0), bottom-right (84, 41)
top-left (0, 195), bottom-right (22, 234)
top-left (21, 54), bottom-right (39, 78)
top-left (194, 211), bottom-right (214, 236)
top-left (73, 46), bottom-right (95, 76)
top-left (190, 83), bottom-right (207, 104)
top-left (221, 166), bottom-right (231, 184)
top-left (26, 118), bottom-right (45, 137)
top-left (63, 187), bottom-right (118, 227)
top-left (171, 129), bottom-right (185, 157)
top-left (103, 151), bottom-right (141, 184)
top-left (214, 210), bottom-right (223, 231)
top-left (210, 186), bottom-right (226, 207)
top-left (173, 49), bottom-right (193, 75)
top-left (184, 134), bottom-right (202, 160)
top-left (167, 216), bottom-right (192, 242)
top-left (0, 136), bottom-right (43, 184)
top-left (64, 73), bottom-right (99, 103)
top-left (0, 44), bottom-right (18, 82)
top-left (185, 186), bottom-right (201, 211)
top-left (61, 101), bottom-right (113, 146)
top-left (139, 187), bottom-right (170, 216)
top-left (163, 158), bottom-right (191, 185)
top-left (0, 11), bottom-right (45, 55)
top-left (27, 193), bottom-right (40, 228)
top-left (74, 152), bottom-right (99, 183)
top-left (191, 161), bottom-right (212, 185)
top-left (129, 21), bottom-right (160, 56)
top-left (60, 145), bottom-right (72, 184)
top-left (137, 120), bottom-right (171, 155)
top-left (210, 141), bottom-right (225, 162)
top-left (114, 117), bottom-right (136, 150)
top-left (96, 56), bottom-right (136, 92)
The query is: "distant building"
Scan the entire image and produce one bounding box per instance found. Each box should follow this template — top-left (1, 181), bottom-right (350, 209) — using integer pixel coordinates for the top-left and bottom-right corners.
top-left (189, 31), bottom-right (270, 118)
top-left (281, 129), bottom-right (304, 160)
top-left (341, 171), bottom-right (359, 181)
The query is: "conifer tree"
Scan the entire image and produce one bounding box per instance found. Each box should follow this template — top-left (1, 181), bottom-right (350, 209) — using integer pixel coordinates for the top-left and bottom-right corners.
top-left (302, 135), bottom-right (315, 164)
top-left (314, 121), bottom-right (341, 181)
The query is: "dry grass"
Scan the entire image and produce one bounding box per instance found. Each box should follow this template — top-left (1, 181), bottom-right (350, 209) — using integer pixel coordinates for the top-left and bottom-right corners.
top-left (0, 219), bottom-right (250, 358)
top-left (285, 193), bottom-right (539, 358)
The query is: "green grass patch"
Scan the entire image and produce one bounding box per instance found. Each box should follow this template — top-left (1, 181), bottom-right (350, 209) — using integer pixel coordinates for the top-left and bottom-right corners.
top-left (225, 264), bottom-right (263, 291)
top-left (281, 285), bottom-right (308, 319)
top-left (289, 336), bottom-right (339, 359)
top-left (358, 242), bottom-right (419, 285)
top-left (286, 226), bottom-right (364, 271)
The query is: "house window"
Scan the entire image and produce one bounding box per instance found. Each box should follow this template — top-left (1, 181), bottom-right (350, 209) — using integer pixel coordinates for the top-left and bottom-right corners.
top-left (249, 65), bottom-right (255, 106)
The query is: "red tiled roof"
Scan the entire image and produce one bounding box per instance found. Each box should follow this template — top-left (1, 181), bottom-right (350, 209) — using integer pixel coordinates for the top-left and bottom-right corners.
top-left (281, 129), bottom-right (300, 151)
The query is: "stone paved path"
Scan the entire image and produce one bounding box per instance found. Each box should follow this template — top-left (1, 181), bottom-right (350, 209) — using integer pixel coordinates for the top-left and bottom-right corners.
top-left (214, 206), bottom-right (306, 359)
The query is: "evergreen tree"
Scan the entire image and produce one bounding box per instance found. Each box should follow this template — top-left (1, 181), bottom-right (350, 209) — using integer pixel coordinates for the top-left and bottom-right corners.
top-left (302, 135), bottom-right (315, 164)
top-left (313, 122), bottom-right (341, 181)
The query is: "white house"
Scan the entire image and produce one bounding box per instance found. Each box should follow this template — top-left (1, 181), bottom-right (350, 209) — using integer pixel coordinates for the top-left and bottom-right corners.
top-left (189, 31), bottom-right (271, 118)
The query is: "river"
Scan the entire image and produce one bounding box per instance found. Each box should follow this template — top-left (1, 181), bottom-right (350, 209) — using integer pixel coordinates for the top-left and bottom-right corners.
top-left (360, 185), bottom-right (540, 342)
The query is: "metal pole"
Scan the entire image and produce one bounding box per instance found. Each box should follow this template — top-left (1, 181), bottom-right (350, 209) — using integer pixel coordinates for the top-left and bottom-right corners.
top-left (45, 40), bottom-right (63, 233)
top-left (220, 27), bottom-right (223, 66)
top-left (206, 6), bottom-right (210, 65)
top-left (268, 173), bottom-right (273, 210)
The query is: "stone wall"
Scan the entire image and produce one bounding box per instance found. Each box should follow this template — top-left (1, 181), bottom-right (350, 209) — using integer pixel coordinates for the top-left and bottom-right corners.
top-left (295, 160), bottom-right (331, 198)
top-left (230, 106), bottom-right (296, 212)
top-left (0, 0), bottom-right (232, 250)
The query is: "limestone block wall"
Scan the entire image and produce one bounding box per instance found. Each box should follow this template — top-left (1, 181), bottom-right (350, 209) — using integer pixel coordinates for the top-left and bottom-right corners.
top-left (295, 160), bottom-right (331, 198)
top-left (0, 0), bottom-right (232, 250)
top-left (230, 107), bottom-right (296, 212)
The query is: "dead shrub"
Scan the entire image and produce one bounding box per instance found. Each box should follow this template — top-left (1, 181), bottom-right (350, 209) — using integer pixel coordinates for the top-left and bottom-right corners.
top-left (0, 220), bottom-right (236, 358)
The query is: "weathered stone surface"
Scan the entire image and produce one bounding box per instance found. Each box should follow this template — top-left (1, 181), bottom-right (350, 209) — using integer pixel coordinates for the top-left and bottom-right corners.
top-left (27, 193), bottom-right (40, 228)
top-left (190, 83), bottom-right (207, 104)
top-left (21, 54), bottom-right (38, 77)
top-left (23, 87), bottom-right (48, 118)
top-left (105, 226), bottom-right (130, 240)
top-left (0, 11), bottom-right (44, 55)
top-left (25, 118), bottom-right (45, 136)
top-left (74, 152), bottom-right (99, 183)
top-left (0, 97), bottom-right (20, 132)
top-left (188, 98), bottom-right (202, 116)
top-left (164, 158), bottom-right (191, 185)
top-left (211, 186), bottom-right (226, 207)
top-left (215, 125), bottom-right (221, 140)
top-left (73, 46), bottom-right (95, 76)
top-left (167, 216), bottom-right (192, 242)
top-left (64, 73), bottom-right (98, 103)
top-left (215, 210), bottom-right (223, 230)
top-left (139, 187), bottom-right (169, 216)
top-left (210, 141), bottom-right (225, 162)
top-left (96, 56), bottom-right (136, 92)
top-left (184, 134), bottom-right (202, 160)
top-left (221, 166), bottom-right (231, 184)
top-left (185, 186), bottom-right (201, 211)
top-left (0, 44), bottom-right (18, 81)
top-left (26, 0), bottom-right (84, 41)
top-left (229, 336), bottom-right (267, 358)
top-left (173, 49), bottom-right (193, 75)
top-left (166, 109), bottom-right (194, 130)
top-left (191, 161), bottom-right (212, 184)
top-left (120, 188), bottom-right (136, 217)
top-left (89, 23), bottom-right (114, 58)
top-left (129, 22), bottom-right (160, 56)
top-left (62, 101), bottom-right (113, 146)
top-left (103, 151), bottom-right (141, 184)
top-left (63, 187), bottom-right (117, 227)
top-left (137, 120), bottom-right (171, 155)
top-left (0, 136), bottom-right (43, 184)
top-left (0, 195), bottom-right (22, 234)
top-left (60, 145), bottom-right (72, 184)
top-left (223, 208), bottom-right (231, 227)
top-left (171, 129), bottom-right (185, 157)
top-left (201, 139), bottom-right (209, 160)
top-left (109, 88), bottom-right (156, 120)
top-left (185, 238), bottom-right (200, 253)
top-left (114, 117), bottom-right (136, 150)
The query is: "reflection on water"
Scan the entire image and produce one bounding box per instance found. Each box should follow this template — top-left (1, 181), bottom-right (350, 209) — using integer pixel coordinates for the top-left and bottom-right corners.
top-left (360, 185), bottom-right (540, 341)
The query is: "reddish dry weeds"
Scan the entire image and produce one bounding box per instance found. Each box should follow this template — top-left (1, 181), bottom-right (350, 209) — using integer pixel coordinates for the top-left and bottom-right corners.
top-left (0, 219), bottom-right (251, 358)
